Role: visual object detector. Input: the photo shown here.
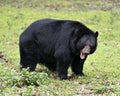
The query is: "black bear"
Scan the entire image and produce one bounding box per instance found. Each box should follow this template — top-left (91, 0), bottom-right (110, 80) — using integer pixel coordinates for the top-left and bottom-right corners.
top-left (19, 18), bottom-right (98, 80)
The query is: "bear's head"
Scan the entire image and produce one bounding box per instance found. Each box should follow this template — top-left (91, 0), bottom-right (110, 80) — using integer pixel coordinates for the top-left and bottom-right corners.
top-left (76, 32), bottom-right (98, 59)
top-left (70, 25), bottom-right (99, 59)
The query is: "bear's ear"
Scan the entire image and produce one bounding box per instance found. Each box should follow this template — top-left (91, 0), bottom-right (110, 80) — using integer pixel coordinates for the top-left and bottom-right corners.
top-left (95, 31), bottom-right (99, 38)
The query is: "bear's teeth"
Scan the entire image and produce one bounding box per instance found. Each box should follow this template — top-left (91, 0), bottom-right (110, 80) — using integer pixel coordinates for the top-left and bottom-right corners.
top-left (80, 52), bottom-right (86, 59)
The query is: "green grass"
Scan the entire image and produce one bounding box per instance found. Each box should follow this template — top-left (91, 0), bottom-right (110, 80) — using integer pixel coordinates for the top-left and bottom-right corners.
top-left (0, 0), bottom-right (120, 95)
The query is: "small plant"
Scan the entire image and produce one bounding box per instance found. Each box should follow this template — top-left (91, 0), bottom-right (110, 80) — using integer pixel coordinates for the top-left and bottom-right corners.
top-left (0, 65), bottom-right (49, 87)
top-left (94, 86), bottom-right (108, 94)
top-left (21, 85), bottom-right (35, 96)
top-left (7, 20), bottom-right (12, 30)
top-left (19, 69), bottom-right (49, 86)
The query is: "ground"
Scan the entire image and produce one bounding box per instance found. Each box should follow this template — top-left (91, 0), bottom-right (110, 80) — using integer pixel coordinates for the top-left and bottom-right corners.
top-left (0, 0), bottom-right (120, 95)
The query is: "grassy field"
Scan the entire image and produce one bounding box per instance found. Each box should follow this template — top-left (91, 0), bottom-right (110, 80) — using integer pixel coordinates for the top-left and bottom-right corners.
top-left (0, 0), bottom-right (120, 95)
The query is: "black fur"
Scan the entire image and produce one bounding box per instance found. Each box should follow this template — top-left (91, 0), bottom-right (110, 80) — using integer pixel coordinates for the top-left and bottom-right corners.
top-left (19, 19), bottom-right (98, 80)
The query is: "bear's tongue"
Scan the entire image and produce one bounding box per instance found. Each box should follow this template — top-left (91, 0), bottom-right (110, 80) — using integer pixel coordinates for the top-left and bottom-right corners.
top-left (80, 52), bottom-right (86, 59)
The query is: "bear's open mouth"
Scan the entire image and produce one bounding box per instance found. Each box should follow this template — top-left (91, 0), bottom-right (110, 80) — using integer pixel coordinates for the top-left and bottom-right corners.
top-left (80, 52), bottom-right (87, 59)
top-left (80, 45), bottom-right (91, 59)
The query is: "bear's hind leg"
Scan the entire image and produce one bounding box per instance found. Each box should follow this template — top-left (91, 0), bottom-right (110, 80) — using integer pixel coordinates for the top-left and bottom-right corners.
top-left (20, 55), bottom-right (37, 71)
top-left (20, 48), bottom-right (38, 71)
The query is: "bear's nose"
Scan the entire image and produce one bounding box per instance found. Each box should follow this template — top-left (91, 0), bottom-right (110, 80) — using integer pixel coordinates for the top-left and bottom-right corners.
top-left (84, 45), bottom-right (90, 54)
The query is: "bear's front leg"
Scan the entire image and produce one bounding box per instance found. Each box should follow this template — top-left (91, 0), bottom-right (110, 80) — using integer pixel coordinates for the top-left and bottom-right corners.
top-left (71, 55), bottom-right (87, 76)
top-left (54, 47), bottom-right (72, 80)
top-left (56, 60), bottom-right (70, 80)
